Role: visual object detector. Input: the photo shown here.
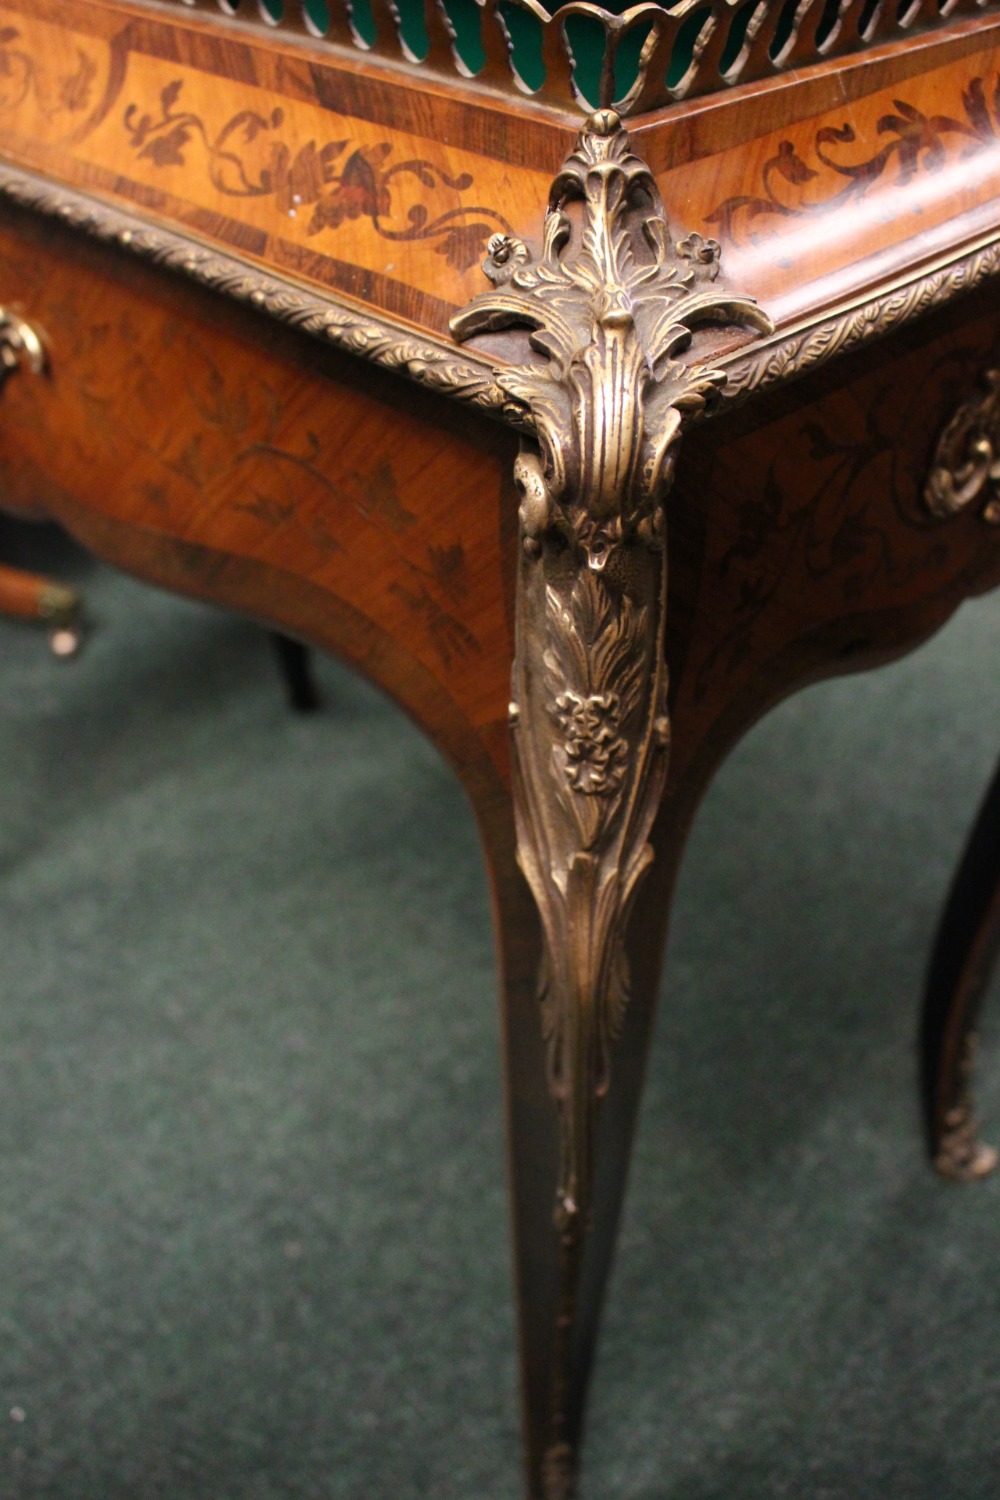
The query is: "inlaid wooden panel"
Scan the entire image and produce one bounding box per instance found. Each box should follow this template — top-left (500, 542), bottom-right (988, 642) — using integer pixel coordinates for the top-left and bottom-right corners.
top-left (649, 33), bottom-right (1000, 325)
top-left (669, 280), bottom-right (1000, 803)
top-left (3, 194), bottom-right (1000, 820)
top-left (1, 0), bottom-right (1000, 348)
top-left (0, 0), bottom-right (566, 337)
top-left (0, 203), bottom-right (520, 793)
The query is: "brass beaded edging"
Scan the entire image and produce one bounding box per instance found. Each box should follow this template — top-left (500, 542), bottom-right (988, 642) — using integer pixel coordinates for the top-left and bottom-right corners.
top-left (3, 163), bottom-right (1000, 417)
top-left (718, 234), bottom-right (1000, 399)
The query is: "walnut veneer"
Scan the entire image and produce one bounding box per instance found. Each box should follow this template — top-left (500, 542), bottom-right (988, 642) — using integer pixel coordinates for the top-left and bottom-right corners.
top-left (3, 3), bottom-right (1000, 1496)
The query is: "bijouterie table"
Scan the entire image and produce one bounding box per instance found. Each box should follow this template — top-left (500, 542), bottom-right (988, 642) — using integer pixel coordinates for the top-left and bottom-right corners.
top-left (3, 1), bottom-right (1000, 1494)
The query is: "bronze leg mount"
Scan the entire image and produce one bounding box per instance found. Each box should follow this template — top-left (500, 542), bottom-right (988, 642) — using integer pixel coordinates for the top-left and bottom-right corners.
top-left (453, 110), bottom-right (772, 1498)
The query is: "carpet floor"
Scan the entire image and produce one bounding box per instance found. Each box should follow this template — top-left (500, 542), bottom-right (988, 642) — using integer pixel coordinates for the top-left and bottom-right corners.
top-left (1, 519), bottom-right (999, 1499)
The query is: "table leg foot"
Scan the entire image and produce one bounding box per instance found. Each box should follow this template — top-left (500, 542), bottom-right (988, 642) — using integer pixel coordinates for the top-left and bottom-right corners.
top-left (933, 1091), bottom-right (998, 1182)
top-left (270, 631), bottom-right (320, 712)
top-left (922, 760), bottom-right (1000, 1182)
top-left (450, 112), bottom-right (772, 1494)
top-left (0, 562), bottom-right (82, 655)
top-left (489, 809), bottom-right (679, 1500)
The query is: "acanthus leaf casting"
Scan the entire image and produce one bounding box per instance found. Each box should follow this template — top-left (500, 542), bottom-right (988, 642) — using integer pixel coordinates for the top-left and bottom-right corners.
top-left (452, 114), bottom-right (770, 1490)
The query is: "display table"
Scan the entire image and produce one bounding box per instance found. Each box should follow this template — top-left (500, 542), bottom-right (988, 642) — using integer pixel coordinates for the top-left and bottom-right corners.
top-left (2, 2), bottom-right (1000, 1493)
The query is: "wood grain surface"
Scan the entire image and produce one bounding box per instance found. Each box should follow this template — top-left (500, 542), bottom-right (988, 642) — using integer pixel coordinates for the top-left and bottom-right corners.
top-left (4, 209), bottom-right (1000, 1500)
top-left (1, 1), bottom-right (999, 344)
top-left (6, 15), bottom-right (1000, 1492)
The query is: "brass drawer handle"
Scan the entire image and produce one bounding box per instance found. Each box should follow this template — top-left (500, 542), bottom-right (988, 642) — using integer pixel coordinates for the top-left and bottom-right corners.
top-left (0, 307), bottom-right (45, 382)
top-left (0, 305), bottom-right (78, 655)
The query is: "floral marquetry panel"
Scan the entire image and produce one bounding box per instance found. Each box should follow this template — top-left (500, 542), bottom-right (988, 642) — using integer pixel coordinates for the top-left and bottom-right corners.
top-left (663, 285), bottom-right (1000, 808)
top-left (0, 0), bottom-right (561, 338)
top-left (2, 0), bottom-right (1000, 350)
top-left (636, 23), bottom-right (1000, 329)
top-left (0, 205), bottom-right (521, 791)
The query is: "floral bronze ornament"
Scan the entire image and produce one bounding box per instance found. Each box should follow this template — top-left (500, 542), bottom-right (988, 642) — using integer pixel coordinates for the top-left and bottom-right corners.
top-left (451, 109), bottom-right (771, 1242)
top-left (925, 368), bottom-right (1000, 524)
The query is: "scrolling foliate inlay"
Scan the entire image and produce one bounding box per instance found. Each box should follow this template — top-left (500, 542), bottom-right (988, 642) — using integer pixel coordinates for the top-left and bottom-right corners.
top-left (452, 110), bottom-right (772, 1240)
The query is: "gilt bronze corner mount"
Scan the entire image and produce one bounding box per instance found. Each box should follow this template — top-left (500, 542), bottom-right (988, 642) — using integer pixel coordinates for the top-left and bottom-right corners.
top-left (451, 110), bottom-right (772, 1243)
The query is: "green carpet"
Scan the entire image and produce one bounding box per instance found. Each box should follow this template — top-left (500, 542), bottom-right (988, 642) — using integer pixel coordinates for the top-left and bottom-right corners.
top-left (1, 519), bottom-right (999, 1499)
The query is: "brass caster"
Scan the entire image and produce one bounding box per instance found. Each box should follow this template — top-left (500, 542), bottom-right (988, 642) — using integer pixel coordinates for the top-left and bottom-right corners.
top-left (933, 1103), bottom-right (999, 1182)
top-left (39, 581), bottom-right (83, 659)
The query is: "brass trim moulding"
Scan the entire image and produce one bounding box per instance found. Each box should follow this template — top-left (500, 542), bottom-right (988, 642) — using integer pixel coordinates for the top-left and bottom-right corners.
top-left (149, 0), bottom-right (1000, 118)
top-left (718, 230), bottom-right (1000, 402)
top-left (3, 161), bottom-right (1000, 420)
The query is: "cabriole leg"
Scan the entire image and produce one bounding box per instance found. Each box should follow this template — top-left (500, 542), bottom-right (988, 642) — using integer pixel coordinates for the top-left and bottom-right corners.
top-left (922, 759), bottom-right (1000, 1181)
top-left (452, 109), bottom-right (771, 1497)
top-left (489, 811), bottom-right (680, 1499)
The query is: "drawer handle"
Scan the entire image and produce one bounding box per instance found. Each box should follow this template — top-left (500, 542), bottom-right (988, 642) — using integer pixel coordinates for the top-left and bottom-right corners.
top-left (925, 368), bottom-right (1000, 524)
top-left (0, 308), bottom-right (45, 384)
top-left (0, 306), bottom-right (78, 656)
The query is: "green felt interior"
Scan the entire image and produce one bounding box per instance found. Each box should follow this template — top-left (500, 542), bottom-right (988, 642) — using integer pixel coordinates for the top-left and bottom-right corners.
top-left (290, 0), bottom-right (858, 105)
top-left (296, 0), bottom-right (706, 105)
